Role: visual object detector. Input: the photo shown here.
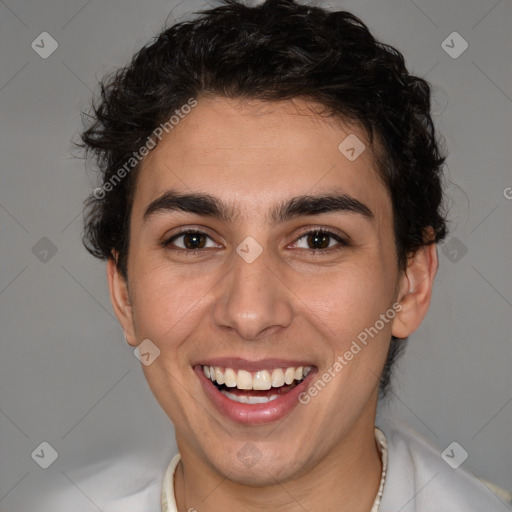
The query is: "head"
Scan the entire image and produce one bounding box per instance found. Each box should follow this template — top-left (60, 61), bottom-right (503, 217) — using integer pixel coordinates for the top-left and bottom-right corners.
top-left (81, 0), bottom-right (447, 485)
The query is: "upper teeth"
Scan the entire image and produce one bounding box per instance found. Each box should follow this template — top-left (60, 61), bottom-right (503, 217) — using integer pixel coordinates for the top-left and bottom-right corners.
top-left (203, 365), bottom-right (312, 390)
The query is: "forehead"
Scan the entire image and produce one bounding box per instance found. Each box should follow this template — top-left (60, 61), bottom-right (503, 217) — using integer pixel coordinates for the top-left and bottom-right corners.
top-left (133, 96), bottom-right (391, 224)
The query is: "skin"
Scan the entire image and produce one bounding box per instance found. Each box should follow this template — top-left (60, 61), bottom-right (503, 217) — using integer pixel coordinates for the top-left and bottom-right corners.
top-left (108, 96), bottom-right (438, 512)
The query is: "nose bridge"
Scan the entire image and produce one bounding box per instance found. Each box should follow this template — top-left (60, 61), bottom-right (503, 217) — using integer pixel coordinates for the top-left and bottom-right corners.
top-left (213, 243), bottom-right (293, 340)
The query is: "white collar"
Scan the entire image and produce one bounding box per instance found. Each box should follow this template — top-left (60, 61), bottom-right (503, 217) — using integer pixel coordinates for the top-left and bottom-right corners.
top-left (161, 427), bottom-right (388, 512)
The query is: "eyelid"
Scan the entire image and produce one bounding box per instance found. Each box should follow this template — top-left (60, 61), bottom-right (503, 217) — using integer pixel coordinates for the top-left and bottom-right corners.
top-left (162, 225), bottom-right (351, 255)
top-left (161, 226), bottom-right (221, 250)
top-left (291, 226), bottom-right (351, 245)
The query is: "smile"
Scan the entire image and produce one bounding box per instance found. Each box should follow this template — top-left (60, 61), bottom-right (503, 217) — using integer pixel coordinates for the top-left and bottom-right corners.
top-left (195, 360), bottom-right (317, 424)
top-left (203, 365), bottom-right (312, 403)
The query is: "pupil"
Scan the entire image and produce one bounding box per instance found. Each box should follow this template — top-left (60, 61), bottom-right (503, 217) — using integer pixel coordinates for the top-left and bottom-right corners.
top-left (308, 232), bottom-right (329, 249)
top-left (184, 233), bottom-right (205, 249)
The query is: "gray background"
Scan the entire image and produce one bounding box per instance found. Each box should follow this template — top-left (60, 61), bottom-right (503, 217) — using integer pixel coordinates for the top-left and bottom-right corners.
top-left (1, 0), bottom-right (511, 510)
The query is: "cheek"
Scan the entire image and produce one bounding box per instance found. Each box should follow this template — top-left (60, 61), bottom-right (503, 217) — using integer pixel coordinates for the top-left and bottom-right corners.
top-left (297, 258), bottom-right (396, 342)
top-left (128, 259), bottom-right (216, 344)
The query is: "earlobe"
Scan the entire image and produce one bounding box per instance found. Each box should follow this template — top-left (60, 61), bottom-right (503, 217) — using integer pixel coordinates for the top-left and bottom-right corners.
top-left (391, 242), bottom-right (439, 339)
top-left (107, 256), bottom-right (137, 346)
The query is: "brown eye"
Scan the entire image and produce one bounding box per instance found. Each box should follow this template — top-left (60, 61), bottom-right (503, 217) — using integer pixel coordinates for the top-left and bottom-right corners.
top-left (293, 229), bottom-right (348, 251)
top-left (306, 231), bottom-right (331, 249)
top-left (182, 232), bottom-right (207, 249)
top-left (163, 230), bottom-right (218, 252)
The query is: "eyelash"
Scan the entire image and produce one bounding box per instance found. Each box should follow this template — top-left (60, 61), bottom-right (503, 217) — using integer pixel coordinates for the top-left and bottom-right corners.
top-left (161, 228), bottom-right (350, 255)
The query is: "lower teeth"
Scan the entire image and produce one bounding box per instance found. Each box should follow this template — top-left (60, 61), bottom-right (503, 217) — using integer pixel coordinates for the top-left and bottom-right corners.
top-left (221, 390), bottom-right (280, 404)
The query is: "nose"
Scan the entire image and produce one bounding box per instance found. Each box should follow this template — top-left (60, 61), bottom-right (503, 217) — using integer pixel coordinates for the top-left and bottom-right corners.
top-left (213, 248), bottom-right (294, 341)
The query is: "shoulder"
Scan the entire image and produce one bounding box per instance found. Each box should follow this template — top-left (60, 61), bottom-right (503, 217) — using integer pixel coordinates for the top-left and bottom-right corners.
top-left (378, 422), bottom-right (511, 512)
top-left (30, 450), bottom-right (170, 512)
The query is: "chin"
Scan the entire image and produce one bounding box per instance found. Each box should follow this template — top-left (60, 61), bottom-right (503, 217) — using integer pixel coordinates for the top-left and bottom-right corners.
top-left (206, 441), bottom-right (312, 487)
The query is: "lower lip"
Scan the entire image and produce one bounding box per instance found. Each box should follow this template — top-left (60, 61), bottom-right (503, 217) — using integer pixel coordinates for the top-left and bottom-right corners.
top-left (195, 366), bottom-right (316, 425)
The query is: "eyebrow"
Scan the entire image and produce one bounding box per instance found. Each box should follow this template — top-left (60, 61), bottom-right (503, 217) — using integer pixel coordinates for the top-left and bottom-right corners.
top-left (142, 190), bottom-right (374, 225)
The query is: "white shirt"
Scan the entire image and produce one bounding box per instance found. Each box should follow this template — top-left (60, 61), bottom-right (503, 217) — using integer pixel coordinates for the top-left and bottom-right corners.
top-left (377, 423), bottom-right (511, 511)
top-left (34, 423), bottom-right (510, 511)
top-left (161, 427), bottom-right (388, 512)
top-left (160, 423), bottom-right (509, 511)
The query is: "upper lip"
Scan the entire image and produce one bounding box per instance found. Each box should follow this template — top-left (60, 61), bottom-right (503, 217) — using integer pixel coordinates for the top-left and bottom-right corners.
top-left (194, 357), bottom-right (316, 372)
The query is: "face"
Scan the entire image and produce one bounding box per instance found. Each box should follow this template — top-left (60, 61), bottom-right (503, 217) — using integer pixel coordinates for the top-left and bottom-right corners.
top-left (109, 96), bottom-right (434, 486)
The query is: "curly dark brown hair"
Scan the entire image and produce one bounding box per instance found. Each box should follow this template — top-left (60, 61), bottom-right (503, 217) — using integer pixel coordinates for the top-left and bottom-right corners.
top-left (80, 0), bottom-right (448, 398)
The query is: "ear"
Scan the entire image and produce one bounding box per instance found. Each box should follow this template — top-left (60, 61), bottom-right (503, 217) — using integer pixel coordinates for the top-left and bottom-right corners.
top-left (391, 237), bottom-right (439, 339)
top-left (107, 254), bottom-right (137, 346)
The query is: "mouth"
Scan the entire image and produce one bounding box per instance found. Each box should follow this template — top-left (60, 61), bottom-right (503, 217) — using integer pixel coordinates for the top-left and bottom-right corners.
top-left (204, 364), bottom-right (312, 403)
top-left (194, 361), bottom-right (317, 424)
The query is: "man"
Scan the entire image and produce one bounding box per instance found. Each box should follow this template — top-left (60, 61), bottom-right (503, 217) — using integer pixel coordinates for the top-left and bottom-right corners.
top-left (79, 0), bottom-right (507, 510)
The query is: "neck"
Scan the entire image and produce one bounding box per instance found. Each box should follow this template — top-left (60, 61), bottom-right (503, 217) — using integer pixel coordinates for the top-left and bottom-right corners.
top-left (174, 415), bottom-right (382, 512)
